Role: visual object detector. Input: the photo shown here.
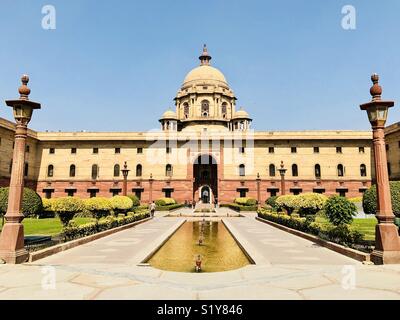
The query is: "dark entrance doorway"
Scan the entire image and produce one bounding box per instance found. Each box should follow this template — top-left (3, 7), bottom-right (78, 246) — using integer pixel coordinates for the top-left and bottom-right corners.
top-left (193, 155), bottom-right (217, 204)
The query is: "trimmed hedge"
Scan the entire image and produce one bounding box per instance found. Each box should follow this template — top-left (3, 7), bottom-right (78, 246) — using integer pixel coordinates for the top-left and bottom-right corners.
top-left (265, 196), bottom-right (279, 210)
top-left (324, 196), bottom-right (357, 226)
top-left (84, 197), bottom-right (112, 220)
top-left (257, 209), bottom-right (363, 246)
top-left (156, 203), bottom-right (184, 211)
top-left (61, 212), bottom-right (149, 241)
top-left (110, 196), bottom-right (133, 215)
top-left (0, 187), bottom-right (43, 218)
top-left (297, 193), bottom-right (328, 217)
top-left (220, 203), bottom-right (258, 212)
top-left (127, 194), bottom-right (140, 207)
top-left (155, 198), bottom-right (176, 206)
top-left (275, 195), bottom-right (298, 215)
top-left (363, 182), bottom-right (400, 217)
top-left (234, 197), bottom-right (257, 206)
top-left (52, 197), bottom-right (85, 226)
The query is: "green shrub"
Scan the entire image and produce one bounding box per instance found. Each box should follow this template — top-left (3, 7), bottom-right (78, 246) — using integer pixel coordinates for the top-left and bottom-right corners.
top-left (0, 187), bottom-right (43, 218)
top-left (84, 197), bottom-right (112, 220)
top-left (234, 197), bottom-right (257, 206)
top-left (52, 197), bottom-right (85, 226)
top-left (127, 194), bottom-right (140, 207)
top-left (155, 203), bottom-right (184, 211)
top-left (324, 196), bottom-right (357, 226)
top-left (297, 193), bottom-right (328, 217)
top-left (363, 182), bottom-right (400, 217)
top-left (265, 196), bottom-right (279, 209)
top-left (220, 203), bottom-right (258, 212)
top-left (275, 195), bottom-right (299, 215)
top-left (155, 198), bottom-right (176, 206)
top-left (109, 196), bottom-right (133, 215)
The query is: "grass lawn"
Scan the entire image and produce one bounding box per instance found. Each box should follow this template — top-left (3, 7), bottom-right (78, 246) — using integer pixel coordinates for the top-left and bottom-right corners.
top-left (315, 216), bottom-right (377, 241)
top-left (0, 217), bottom-right (95, 236)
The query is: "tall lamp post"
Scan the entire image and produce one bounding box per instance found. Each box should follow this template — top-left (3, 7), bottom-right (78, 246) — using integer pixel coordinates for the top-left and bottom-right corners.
top-left (121, 161), bottom-right (130, 196)
top-left (0, 75), bottom-right (41, 264)
top-left (360, 73), bottom-right (400, 264)
top-left (256, 173), bottom-right (261, 209)
top-left (278, 161), bottom-right (287, 196)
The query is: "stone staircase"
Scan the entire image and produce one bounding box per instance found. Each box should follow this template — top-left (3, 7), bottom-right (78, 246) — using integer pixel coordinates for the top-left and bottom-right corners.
top-left (194, 202), bottom-right (214, 211)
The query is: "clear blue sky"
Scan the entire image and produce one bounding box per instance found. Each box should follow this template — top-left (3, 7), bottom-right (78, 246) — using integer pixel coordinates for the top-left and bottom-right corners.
top-left (0, 0), bottom-right (399, 132)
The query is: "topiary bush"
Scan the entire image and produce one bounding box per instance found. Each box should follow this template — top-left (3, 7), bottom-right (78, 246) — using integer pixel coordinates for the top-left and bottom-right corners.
top-left (127, 194), bottom-right (140, 207)
top-left (84, 197), bottom-right (112, 221)
top-left (234, 197), bottom-right (257, 206)
top-left (275, 195), bottom-right (299, 215)
top-left (297, 193), bottom-right (328, 217)
top-left (265, 196), bottom-right (279, 210)
top-left (324, 196), bottom-right (357, 226)
top-left (155, 198), bottom-right (176, 206)
top-left (110, 196), bottom-right (133, 216)
top-left (363, 182), bottom-right (400, 217)
top-left (0, 187), bottom-right (43, 218)
top-left (52, 197), bottom-right (85, 226)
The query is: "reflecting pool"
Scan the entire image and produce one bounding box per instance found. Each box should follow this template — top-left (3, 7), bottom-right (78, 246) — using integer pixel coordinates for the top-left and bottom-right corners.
top-left (147, 220), bottom-right (251, 273)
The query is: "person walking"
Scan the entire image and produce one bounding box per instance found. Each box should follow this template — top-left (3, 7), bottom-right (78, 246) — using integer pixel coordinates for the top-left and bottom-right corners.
top-left (149, 201), bottom-right (156, 218)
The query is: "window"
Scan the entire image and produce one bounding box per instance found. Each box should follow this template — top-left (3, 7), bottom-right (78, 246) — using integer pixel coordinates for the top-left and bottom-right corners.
top-left (69, 164), bottom-right (76, 177)
top-left (360, 164), bottom-right (367, 177)
top-left (269, 164), bottom-right (276, 177)
top-left (359, 147), bottom-right (365, 154)
top-left (66, 190), bottom-right (76, 197)
top-left (93, 148), bottom-right (99, 154)
top-left (9, 160), bottom-right (12, 174)
top-left (24, 163), bottom-right (28, 177)
top-left (337, 164), bottom-right (344, 177)
top-left (164, 190), bottom-right (172, 198)
top-left (25, 145), bottom-right (30, 153)
top-left (338, 190), bottom-right (347, 197)
top-left (135, 190), bottom-right (142, 200)
top-left (71, 148), bottom-right (77, 154)
top-left (166, 147), bottom-right (171, 154)
top-left (137, 147), bottom-right (143, 154)
top-left (313, 147), bottom-right (319, 153)
top-left (270, 190), bottom-right (277, 197)
top-left (115, 148), bottom-right (121, 154)
top-left (386, 144), bottom-right (389, 151)
top-left (221, 103), bottom-right (227, 118)
top-left (166, 164), bottom-right (173, 177)
top-left (239, 189), bottom-right (247, 198)
top-left (136, 164), bottom-right (142, 177)
top-left (388, 162), bottom-right (391, 176)
top-left (111, 189), bottom-right (120, 197)
top-left (292, 164), bottom-right (298, 177)
top-left (183, 103), bottom-right (189, 118)
top-left (239, 147), bottom-right (245, 154)
top-left (336, 147), bottom-right (342, 154)
top-left (315, 164), bottom-right (321, 178)
top-left (239, 164), bottom-right (245, 176)
top-left (201, 100), bottom-right (209, 117)
top-left (49, 148), bottom-right (55, 154)
top-left (47, 165), bottom-right (54, 177)
top-left (89, 190), bottom-right (98, 198)
top-left (268, 147), bottom-right (274, 154)
top-left (398, 141), bottom-right (400, 148)
top-left (113, 164), bottom-right (120, 177)
top-left (44, 190), bottom-right (53, 199)
top-left (91, 164), bottom-right (98, 179)
top-left (291, 147), bottom-right (297, 154)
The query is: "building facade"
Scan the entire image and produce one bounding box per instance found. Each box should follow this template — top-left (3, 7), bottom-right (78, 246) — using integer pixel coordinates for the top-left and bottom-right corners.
top-left (0, 46), bottom-right (382, 204)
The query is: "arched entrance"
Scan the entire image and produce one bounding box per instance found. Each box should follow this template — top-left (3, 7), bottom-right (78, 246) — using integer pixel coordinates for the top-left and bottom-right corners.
top-left (193, 155), bottom-right (217, 204)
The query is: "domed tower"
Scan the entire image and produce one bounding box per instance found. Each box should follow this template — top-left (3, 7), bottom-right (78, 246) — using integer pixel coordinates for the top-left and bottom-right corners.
top-left (173, 45), bottom-right (243, 132)
top-left (159, 108), bottom-right (178, 131)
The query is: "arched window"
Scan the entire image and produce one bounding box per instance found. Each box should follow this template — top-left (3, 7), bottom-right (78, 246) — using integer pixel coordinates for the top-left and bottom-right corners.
top-left (166, 164), bottom-right (173, 177)
top-left (201, 100), bottom-right (209, 117)
top-left (136, 164), bottom-right (142, 177)
top-left (69, 164), bottom-right (76, 177)
top-left (360, 164), bottom-right (367, 177)
top-left (114, 164), bottom-right (120, 177)
top-left (315, 164), bottom-right (321, 178)
top-left (91, 164), bottom-right (98, 180)
top-left (269, 164), bottom-right (276, 177)
top-left (337, 164), bottom-right (344, 177)
top-left (183, 103), bottom-right (189, 119)
top-left (221, 102), bottom-right (227, 118)
top-left (292, 164), bottom-right (298, 177)
top-left (47, 165), bottom-right (54, 177)
top-left (239, 164), bottom-right (245, 176)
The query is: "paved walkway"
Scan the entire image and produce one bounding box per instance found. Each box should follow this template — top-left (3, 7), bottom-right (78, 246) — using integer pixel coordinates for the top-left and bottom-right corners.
top-left (0, 209), bottom-right (400, 299)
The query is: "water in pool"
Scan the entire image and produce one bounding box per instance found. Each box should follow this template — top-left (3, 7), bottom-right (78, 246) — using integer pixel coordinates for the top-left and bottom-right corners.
top-left (147, 220), bottom-right (251, 273)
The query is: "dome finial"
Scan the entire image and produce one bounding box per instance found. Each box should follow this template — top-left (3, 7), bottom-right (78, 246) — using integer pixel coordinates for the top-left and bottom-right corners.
top-left (199, 44), bottom-right (212, 66)
top-left (370, 73), bottom-right (382, 101)
top-left (18, 74), bottom-right (31, 101)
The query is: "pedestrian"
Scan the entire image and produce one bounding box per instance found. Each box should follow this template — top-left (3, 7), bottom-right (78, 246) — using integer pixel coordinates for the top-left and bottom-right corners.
top-left (195, 255), bottom-right (202, 272)
top-left (149, 201), bottom-right (156, 218)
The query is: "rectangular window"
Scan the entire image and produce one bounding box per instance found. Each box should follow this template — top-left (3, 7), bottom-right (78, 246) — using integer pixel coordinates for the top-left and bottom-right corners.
top-left (49, 148), bottom-right (55, 154)
top-left (166, 147), bottom-right (171, 154)
top-left (89, 190), bottom-right (98, 198)
top-left (137, 147), bottom-right (143, 154)
top-left (111, 189), bottom-right (120, 197)
top-left (336, 147), bottom-right (342, 154)
top-left (386, 144), bottom-right (389, 151)
top-left (66, 190), bottom-right (76, 197)
top-left (44, 190), bottom-right (53, 199)
top-left (313, 147), bottom-right (319, 153)
top-left (115, 147), bottom-right (121, 154)
top-left (291, 147), bottom-right (297, 153)
top-left (25, 145), bottom-right (30, 153)
top-left (93, 148), bottom-right (98, 154)
top-left (239, 147), bottom-right (245, 154)
top-left (388, 162), bottom-right (392, 176)
top-left (71, 148), bottom-right (77, 154)
top-left (268, 147), bottom-right (274, 154)
top-left (135, 190), bottom-right (142, 200)
top-left (164, 190), bottom-right (172, 198)
top-left (359, 147), bottom-right (365, 153)
top-left (239, 189), bottom-right (247, 198)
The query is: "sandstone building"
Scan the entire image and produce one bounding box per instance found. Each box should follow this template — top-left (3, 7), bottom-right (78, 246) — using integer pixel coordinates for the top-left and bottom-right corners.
top-left (1, 45), bottom-right (392, 204)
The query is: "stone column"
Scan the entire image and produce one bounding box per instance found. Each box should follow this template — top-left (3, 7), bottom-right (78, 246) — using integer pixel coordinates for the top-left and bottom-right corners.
top-left (256, 173), bottom-right (261, 209)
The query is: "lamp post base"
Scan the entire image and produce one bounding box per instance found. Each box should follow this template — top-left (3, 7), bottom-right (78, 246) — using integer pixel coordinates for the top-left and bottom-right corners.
top-left (0, 222), bottom-right (28, 264)
top-left (371, 223), bottom-right (400, 265)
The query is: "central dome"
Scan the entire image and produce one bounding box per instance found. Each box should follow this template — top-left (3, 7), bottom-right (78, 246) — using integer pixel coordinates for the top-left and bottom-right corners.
top-left (183, 65), bottom-right (228, 86)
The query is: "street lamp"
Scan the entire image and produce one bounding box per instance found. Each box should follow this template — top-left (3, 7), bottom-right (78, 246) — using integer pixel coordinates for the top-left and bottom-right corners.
top-left (0, 75), bottom-right (41, 264)
top-left (278, 161), bottom-right (287, 196)
top-left (360, 73), bottom-right (400, 264)
top-left (256, 172), bottom-right (261, 209)
top-left (121, 161), bottom-right (130, 196)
